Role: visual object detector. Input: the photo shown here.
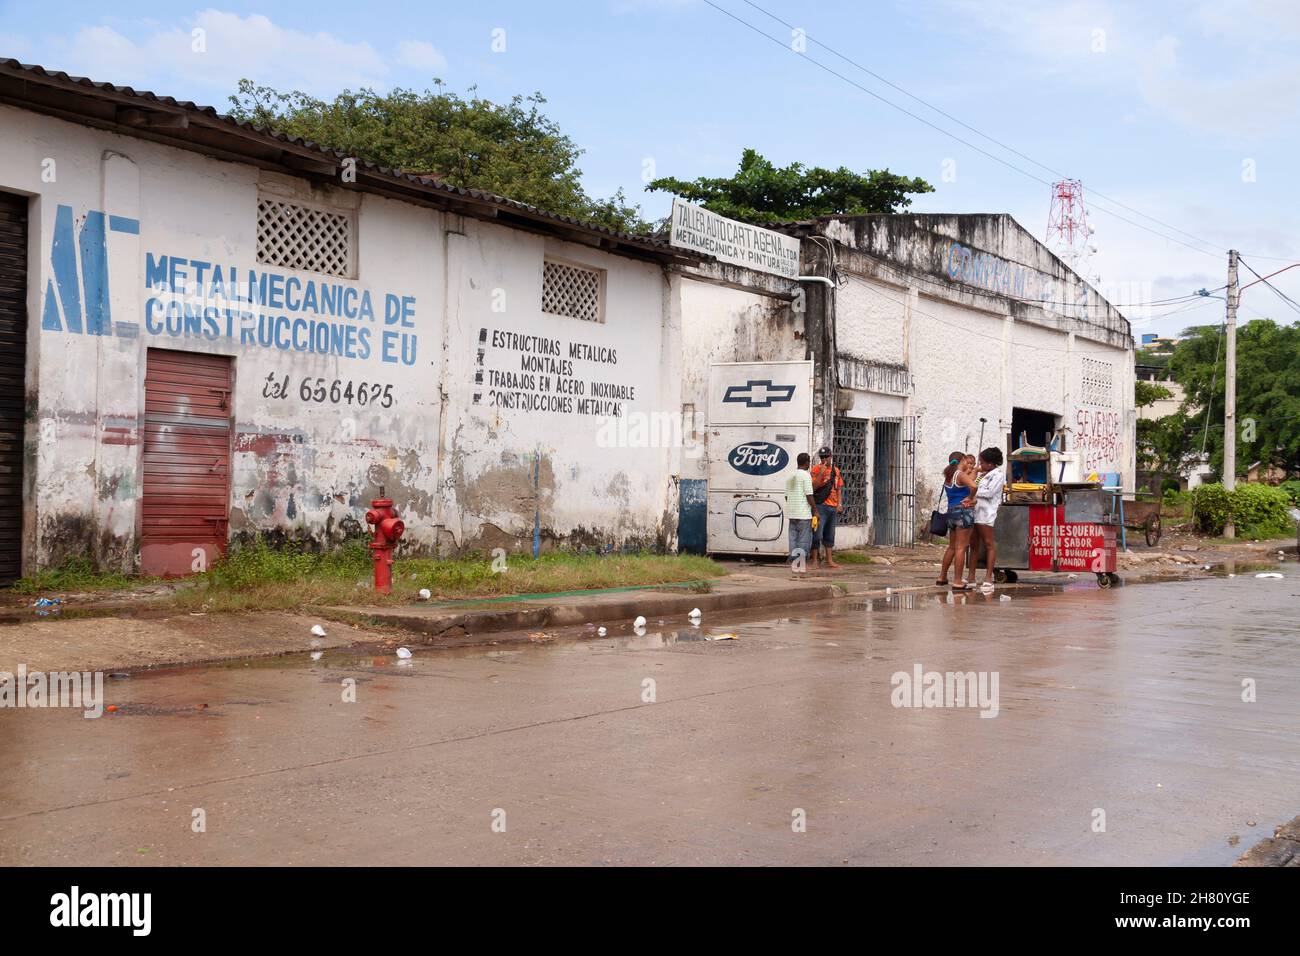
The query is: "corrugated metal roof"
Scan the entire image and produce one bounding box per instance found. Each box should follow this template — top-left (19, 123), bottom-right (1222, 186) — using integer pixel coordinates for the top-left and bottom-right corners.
top-left (0, 58), bottom-right (696, 263)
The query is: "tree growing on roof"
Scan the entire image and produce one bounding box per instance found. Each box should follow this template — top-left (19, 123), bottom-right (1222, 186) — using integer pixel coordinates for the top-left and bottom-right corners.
top-left (645, 148), bottom-right (934, 224)
top-left (228, 79), bottom-right (645, 234)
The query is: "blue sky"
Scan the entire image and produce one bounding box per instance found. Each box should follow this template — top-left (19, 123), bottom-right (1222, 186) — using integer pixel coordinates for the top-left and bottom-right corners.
top-left (3, 0), bottom-right (1299, 337)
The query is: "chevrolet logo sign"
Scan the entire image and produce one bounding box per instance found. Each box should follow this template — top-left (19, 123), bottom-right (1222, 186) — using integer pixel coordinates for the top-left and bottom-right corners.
top-left (722, 380), bottom-right (796, 408)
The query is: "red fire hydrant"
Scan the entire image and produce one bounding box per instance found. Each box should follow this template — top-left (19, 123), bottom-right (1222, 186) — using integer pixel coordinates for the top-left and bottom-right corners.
top-left (364, 497), bottom-right (405, 594)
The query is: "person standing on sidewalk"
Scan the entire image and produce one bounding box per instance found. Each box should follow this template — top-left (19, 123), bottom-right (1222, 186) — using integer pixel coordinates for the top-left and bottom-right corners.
top-left (810, 446), bottom-right (845, 569)
top-left (968, 446), bottom-right (1006, 589)
top-left (937, 451), bottom-right (978, 589)
top-left (785, 452), bottom-right (816, 575)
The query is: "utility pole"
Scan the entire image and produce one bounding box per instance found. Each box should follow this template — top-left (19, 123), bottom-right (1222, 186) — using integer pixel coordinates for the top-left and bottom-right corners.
top-left (1223, 249), bottom-right (1239, 538)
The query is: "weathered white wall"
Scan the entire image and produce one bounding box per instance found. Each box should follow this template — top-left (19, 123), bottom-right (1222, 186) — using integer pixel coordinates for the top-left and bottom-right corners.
top-left (2, 103), bottom-right (695, 572)
top-left (829, 243), bottom-right (1133, 546)
top-left (438, 218), bottom-right (679, 555)
top-left (836, 274), bottom-right (906, 366)
top-left (3, 103), bottom-right (447, 570)
top-left (0, 105), bottom-right (1138, 571)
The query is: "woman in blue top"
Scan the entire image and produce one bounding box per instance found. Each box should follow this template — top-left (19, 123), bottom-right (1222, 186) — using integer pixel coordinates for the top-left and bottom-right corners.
top-left (936, 449), bottom-right (978, 590)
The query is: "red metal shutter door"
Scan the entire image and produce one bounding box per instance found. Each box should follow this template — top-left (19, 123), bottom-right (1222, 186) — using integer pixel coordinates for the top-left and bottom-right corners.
top-left (140, 348), bottom-right (232, 576)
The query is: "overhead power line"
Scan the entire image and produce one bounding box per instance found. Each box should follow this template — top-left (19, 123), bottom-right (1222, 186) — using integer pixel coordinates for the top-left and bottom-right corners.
top-left (1239, 257), bottom-right (1300, 316)
top-left (739, 0), bottom-right (1230, 258)
top-left (704, 1), bottom-right (1300, 263)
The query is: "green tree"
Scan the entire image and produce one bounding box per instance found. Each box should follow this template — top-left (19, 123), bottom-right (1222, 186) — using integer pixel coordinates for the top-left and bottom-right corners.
top-left (1134, 379), bottom-right (1186, 474)
top-left (1168, 319), bottom-right (1300, 480)
top-left (228, 80), bottom-right (645, 233)
top-left (1134, 380), bottom-right (1172, 408)
top-left (646, 148), bottom-right (933, 224)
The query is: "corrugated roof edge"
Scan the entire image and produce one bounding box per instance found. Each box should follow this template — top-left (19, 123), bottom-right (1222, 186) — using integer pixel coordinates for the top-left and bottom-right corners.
top-left (0, 58), bottom-right (701, 264)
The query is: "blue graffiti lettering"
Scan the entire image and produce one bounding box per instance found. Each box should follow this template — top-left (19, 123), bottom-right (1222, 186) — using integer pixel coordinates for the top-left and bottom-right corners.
top-left (44, 212), bottom-right (421, 365)
top-left (50, 205), bottom-right (82, 332)
top-left (145, 253), bottom-right (169, 292)
top-left (144, 297), bottom-right (164, 334)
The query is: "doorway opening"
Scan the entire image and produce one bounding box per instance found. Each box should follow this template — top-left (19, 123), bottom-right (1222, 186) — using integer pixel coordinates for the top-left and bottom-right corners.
top-left (0, 192), bottom-right (29, 581)
top-left (871, 416), bottom-right (917, 547)
top-left (1009, 407), bottom-right (1059, 451)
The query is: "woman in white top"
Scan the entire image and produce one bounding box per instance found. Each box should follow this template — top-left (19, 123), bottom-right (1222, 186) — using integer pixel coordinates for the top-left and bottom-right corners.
top-left (968, 447), bottom-right (1006, 588)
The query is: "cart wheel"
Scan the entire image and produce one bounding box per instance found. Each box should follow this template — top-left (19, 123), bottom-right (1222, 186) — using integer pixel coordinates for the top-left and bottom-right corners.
top-left (1108, 572), bottom-right (1121, 587)
top-left (993, 568), bottom-right (1008, 584)
top-left (1096, 571), bottom-right (1112, 588)
top-left (1004, 569), bottom-right (1019, 584)
top-left (1145, 514), bottom-right (1162, 547)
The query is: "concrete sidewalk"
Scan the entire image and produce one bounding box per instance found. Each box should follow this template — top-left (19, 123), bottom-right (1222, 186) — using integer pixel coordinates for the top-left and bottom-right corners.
top-left (325, 572), bottom-right (840, 644)
top-left (0, 573), bottom-right (840, 673)
top-left (1, 534), bottom-right (1289, 674)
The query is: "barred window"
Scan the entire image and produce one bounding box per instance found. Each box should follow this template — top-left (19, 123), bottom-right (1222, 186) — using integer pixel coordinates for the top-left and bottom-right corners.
top-left (833, 416), bottom-right (869, 525)
top-left (257, 198), bottom-right (352, 277)
top-left (542, 259), bottom-right (603, 322)
top-left (1081, 357), bottom-right (1114, 406)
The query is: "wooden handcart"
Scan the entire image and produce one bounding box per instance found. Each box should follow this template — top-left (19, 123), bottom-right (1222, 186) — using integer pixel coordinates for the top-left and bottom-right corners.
top-left (1118, 495), bottom-right (1162, 547)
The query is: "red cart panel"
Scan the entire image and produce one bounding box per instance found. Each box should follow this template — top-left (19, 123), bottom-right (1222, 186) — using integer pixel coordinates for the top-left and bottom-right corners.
top-left (1028, 504), bottom-right (1117, 573)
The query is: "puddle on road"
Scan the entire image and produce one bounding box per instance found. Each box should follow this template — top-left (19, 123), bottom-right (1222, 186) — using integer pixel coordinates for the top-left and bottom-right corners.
top-left (68, 570), bottom-right (1279, 693)
top-left (1207, 560), bottom-right (1283, 576)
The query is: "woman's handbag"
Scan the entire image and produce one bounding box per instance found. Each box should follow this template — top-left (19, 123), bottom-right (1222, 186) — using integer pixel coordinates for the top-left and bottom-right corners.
top-left (929, 488), bottom-right (949, 537)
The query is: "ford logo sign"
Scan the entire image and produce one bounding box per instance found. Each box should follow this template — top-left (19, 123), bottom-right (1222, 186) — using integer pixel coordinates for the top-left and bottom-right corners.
top-left (728, 442), bottom-right (789, 476)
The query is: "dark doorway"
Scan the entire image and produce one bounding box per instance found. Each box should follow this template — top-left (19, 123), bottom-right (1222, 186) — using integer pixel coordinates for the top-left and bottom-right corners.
top-left (0, 192), bottom-right (29, 581)
top-left (1009, 407), bottom-right (1060, 485)
top-left (872, 417), bottom-right (917, 547)
top-left (1010, 407), bottom-right (1059, 451)
top-left (141, 349), bottom-right (233, 576)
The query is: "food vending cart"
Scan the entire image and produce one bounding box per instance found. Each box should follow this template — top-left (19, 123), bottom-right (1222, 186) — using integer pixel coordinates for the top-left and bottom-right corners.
top-left (991, 437), bottom-right (1121, 587)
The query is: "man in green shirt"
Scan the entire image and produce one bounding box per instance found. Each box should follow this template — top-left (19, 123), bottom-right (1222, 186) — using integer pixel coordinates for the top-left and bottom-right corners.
top-left (785, 452), bottom-right (816, 573)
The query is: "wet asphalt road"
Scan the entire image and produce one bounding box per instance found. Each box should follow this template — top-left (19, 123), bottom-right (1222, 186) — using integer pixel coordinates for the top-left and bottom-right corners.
top-left (2, 574), bottom-right (1297, 866)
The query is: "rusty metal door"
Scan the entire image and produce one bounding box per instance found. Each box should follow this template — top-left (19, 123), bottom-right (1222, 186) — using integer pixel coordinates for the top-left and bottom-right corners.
top-left (140, 349), bottom-right (233, 576)
top-left (0, 193), bottom-right (28, 581)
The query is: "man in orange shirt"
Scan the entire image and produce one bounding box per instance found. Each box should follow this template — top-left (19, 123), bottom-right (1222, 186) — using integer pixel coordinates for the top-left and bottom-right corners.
top-left (810, 446), bottom-right (845, 569)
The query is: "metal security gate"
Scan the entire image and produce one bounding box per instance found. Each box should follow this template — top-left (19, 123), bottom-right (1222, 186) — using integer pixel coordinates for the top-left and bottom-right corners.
top-left (140, 349), bottom-right (233, 576)
top-left (871, 416), bottom-right (917, 547)
top-left (0, 193), bottom-right (28, 581)
top-left (832, 416), bottom-right (868, 524)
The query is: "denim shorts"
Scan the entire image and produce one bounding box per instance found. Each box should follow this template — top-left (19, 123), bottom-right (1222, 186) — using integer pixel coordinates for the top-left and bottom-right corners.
top-left (811, 504), bottom-right (838, 548)
top-left (946, 506), bottom-right (974, 529)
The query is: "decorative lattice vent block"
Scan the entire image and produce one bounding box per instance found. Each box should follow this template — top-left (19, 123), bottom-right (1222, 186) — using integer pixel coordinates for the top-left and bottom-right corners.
top-left (257, 199), bottom-right (352, 277)
top-left (542, 260), bottom-right (602, 322)
top-left (1081, 357), bottom-right (1114, 406)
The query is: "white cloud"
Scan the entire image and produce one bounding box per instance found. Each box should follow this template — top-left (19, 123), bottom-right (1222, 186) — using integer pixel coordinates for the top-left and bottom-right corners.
top-left (937, 0), bottom-right (1300, 141)
top-left (1136, 34), bottom-right (1300, 140)
top-left (12, 10), bottom-right (448, 103)
top-left (396, 40), bottom-right (447, 73)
